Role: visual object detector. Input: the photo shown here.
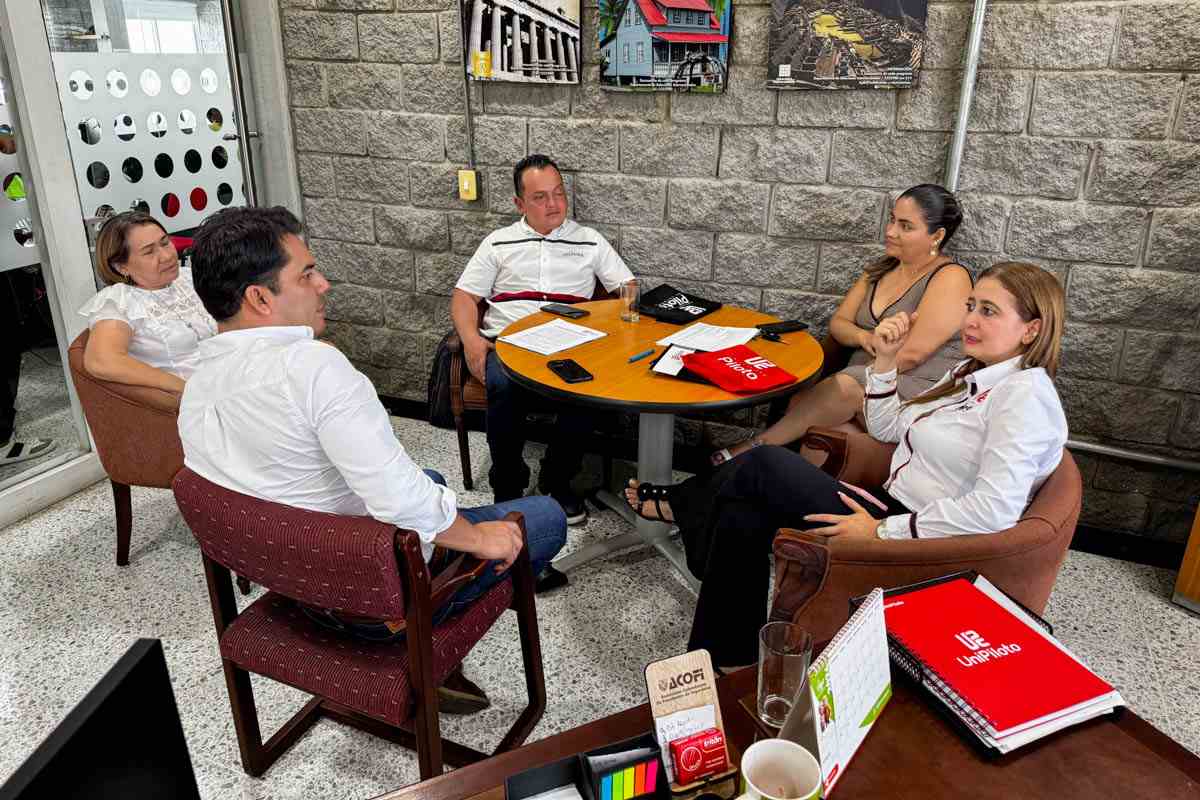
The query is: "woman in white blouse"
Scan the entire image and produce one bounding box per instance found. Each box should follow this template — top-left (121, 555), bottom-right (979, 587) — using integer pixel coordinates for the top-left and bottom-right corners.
top-left (622, 262), bottom-right (1068, 667)
top-left (79, 212), bottom-right (217, 401)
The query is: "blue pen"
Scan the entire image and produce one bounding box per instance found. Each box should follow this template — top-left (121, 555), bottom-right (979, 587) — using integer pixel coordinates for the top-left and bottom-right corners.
top-left (628, 348), bottom-right (655, 363)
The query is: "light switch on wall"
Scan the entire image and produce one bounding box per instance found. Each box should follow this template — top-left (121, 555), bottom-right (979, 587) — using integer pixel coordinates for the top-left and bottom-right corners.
top-left (458, 169), bottom-right (478, 201)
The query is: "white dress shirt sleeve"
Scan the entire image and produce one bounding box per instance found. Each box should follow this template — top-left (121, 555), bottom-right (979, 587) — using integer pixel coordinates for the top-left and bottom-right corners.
top-left (881, 377), bottom-right (1066, 540)
top-left (455, 235), bottom-right (500, 300)
top-left (863, 365), bottom-right (905, 443)
top-left (590, 232), bottom-right (634, 293)
top-left (293, 344), bottom-right (458, 544)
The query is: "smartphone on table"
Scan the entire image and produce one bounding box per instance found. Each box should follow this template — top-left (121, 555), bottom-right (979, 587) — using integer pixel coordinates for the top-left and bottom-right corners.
top-left (547, 359), bottom-right (594, 383)
top-left (756, 320), bottom-right (809, 335)
top-left (542, 303), bottom-right (589, 319)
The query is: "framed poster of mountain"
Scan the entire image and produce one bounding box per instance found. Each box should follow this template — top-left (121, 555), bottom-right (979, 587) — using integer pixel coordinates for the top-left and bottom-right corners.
top-left (598, 0), bottom-right (731, 92)
top-left (462, 0), bottom-right (582, 84)
top-left (767, 0), bottom-right (928, 90)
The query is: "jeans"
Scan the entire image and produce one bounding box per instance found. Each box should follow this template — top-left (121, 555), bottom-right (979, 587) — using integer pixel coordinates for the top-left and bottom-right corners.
top-left (484, 349), bottom-right (593, 500)
top-left (308, 469), bottom-right (566, 642)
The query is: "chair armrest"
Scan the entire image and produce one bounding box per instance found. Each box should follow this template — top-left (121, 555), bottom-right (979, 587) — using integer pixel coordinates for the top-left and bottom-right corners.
top-left (800, 426), bottom-right (896, 488)
top-left (445, 330), bottom-right (462, 354)
top-left (819, 333), bottom-right (853, 377)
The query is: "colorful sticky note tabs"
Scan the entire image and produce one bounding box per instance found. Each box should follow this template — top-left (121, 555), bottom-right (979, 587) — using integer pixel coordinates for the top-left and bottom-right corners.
top-left (622, 767), bottom-right (635, 800)
top-left (645, 760), bottom-right (658, 794)
top-left (612, 769), bottom-right (622, 800)
top-left (635, 762), bottom-right (646, 795)
top-left (601, 774), bottom-right (612, 800)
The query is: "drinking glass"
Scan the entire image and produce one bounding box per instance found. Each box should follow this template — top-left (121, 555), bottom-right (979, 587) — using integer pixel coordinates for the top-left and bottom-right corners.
top-left (620, 278), bottom-right (640, 322)
top-left (757, 622), bottom-right (813, 728)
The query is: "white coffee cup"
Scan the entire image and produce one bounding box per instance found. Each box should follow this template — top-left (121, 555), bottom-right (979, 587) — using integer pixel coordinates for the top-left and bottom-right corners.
top-left (734, 738), bottom-right (821, 800)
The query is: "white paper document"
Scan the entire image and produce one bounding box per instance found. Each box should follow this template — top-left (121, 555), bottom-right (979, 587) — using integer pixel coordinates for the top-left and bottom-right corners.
top-left (498, 318), bottom-right (607, 355)
top-left (655, 323), bottom-right (758, 352)
top-left (651, 345), bottom-right (695, 376)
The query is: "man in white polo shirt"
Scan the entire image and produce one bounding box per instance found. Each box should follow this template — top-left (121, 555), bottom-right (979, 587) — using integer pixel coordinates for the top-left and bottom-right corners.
top-left (452, 154), bottom-right (633, 529)
top-left (180, 206), bottom-right (567, 713)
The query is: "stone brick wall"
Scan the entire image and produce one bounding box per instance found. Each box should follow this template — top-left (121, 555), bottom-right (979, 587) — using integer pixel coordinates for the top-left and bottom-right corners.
top-left (278, 0), bottom-right (1200, 542)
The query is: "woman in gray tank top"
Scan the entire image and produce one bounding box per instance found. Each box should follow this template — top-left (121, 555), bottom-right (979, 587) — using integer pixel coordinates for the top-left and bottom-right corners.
top-left (714, 185), bottom-right (973, 465)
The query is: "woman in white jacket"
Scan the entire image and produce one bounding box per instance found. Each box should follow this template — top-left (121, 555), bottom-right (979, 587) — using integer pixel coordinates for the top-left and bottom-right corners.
top-left (624, 262), bottom-right (1068, 667)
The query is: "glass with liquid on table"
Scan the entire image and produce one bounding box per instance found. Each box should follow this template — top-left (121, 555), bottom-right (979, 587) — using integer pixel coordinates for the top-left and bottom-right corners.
top-left (757, 621), bottom-right (813, 728)
top-left (620, 278), bottom-right (640, 322)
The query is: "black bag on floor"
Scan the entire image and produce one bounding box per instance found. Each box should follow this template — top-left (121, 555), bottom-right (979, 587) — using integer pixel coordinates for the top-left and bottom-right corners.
top-left (427, 330), bottom-right (457, 430)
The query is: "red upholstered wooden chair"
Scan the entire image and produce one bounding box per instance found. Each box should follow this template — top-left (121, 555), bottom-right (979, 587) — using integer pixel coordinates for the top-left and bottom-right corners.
top-left (172, 467), bottom-right (546, 779)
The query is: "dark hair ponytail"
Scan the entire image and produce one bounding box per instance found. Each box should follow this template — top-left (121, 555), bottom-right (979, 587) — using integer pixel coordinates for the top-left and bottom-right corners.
top-left (864, 184), bottom-right (964, 284)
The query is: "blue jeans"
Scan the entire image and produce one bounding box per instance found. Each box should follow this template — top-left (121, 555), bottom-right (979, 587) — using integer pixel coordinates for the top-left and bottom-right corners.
top-left (306, 470), bottom-right (566, 641)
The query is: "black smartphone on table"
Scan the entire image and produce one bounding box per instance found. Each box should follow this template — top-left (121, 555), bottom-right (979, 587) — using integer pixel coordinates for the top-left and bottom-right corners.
top-left (547, 359), bottom-right (594, 383)
top-left (542, 303), bottom-right (589, 319)
top-left (756, 319), bottom-right (809, 335)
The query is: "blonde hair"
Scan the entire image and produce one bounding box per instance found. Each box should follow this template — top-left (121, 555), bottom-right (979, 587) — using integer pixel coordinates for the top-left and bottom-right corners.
top-left (907, 261), bottom-right (1064, 406)
top-left (94, 211), bottom-right (168, 286)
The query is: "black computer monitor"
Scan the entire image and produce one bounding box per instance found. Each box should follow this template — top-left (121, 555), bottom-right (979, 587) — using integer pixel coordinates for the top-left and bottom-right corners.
top-left (0, 638), bottom-right (201, 800)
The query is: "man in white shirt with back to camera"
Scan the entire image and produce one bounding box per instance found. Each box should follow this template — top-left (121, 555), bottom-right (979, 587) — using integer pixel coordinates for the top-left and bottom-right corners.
top-left (453, 154), bottom-right (633, 555)
top-left (178, 206), bottom-right (567, 714)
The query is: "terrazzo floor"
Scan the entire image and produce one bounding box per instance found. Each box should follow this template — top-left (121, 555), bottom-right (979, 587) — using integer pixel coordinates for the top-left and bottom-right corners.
top-left (0, 417), bottom-right (1197, 800)
top-left (0, 346), bottom-right (86, 488)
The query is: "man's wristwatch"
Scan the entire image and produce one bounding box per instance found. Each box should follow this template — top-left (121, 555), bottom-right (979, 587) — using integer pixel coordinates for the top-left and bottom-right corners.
top-left (875, 520), bottom-right (887, 539)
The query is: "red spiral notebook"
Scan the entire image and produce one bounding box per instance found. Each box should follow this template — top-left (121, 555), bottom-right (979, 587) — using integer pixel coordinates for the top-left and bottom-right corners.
top-left (882, 574), bottom-right (1124, 752)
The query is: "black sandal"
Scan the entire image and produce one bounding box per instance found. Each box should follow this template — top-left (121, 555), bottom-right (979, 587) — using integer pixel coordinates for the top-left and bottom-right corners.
top-left (631, 482), bottom-right (673, 523)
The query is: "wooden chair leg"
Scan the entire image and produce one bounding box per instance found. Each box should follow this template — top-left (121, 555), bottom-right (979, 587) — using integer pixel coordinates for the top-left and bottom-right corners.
top-left (236, 575), bottom-right (252, 595)
top-left (495, 541), bottom-right (546, 754)
top-left (455, 412), bottom-right (473, 490)
top-left (111, 480), bottom-right (132, 566)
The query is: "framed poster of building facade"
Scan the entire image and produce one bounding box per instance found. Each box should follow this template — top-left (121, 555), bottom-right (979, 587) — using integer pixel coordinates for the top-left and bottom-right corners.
top-left (463, 0), bottom-right (582, 84)
top-left (767, 0), bottom-right (927, 90)
top-left (598, 0), bottom-right (730, 92)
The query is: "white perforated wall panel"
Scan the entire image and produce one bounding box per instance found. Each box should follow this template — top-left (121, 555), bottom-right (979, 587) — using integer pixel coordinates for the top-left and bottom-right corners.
top-left (0, 77), bottom-right (38, 271)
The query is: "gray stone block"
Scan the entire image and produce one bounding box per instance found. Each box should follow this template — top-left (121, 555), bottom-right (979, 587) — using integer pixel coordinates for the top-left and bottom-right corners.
top-left (671, 66), bottom-right (774, 126)
top-left (1079, 487), bottom-right (1149, 533)
top-left (953, 193), bottom-right (1009, 253)
top-left (366, 112), bottom-right (445, 161)
top-left (401, 64), bottom-right (467, 113)
top-left (731, 6), bottom-right (770, 66)
top-left (446, 115), bottom-right (527, 165)
top-left (322, 321), bottom-right (374, 362)
top-left (621, 124), bottom-right (719, 178)
top-left (574, 173), bottom-right (667, 225)
top-left (333, 156), bottom-right (410, 203)
top-left (367, 330), bottom-right (433, 384)
top-left (620, 227), bottom-right (713, 280)
top-left (293, 108), bottom-right (367, 155)
top-left (325, 282), bottom-right (384, 325)
top-left (449, 211), bottom-right (520, 254)
top-left (309, 238), bottom-right (414, 289)
top-left (1058, 323), bottom-right (1121, 381)
top-left (830, 131), bottom-right (948, 189)
top-left (667, 179), bottom-right (769, 233)
top-left (529, 118), bottom-right (619, 173)
top-left (1009, 202), bottom-right (1146, 265)
top-left (282, 11), bottom-right (357, 60)
top-left (415, 249), bottom-right (470, 294)
top-left (1067, 266), bottom-right (1200, 331)
top-left (318, 0), bottom-right (393, 9)
top-left (1116, 3), bottom-right (1200, 70)
top-left (1175, 398), bottom-right (1200, 449)
top-left (714, 235), bottom-right (817, 289)
top-left (484, 83), bottom-right (571, 117)
top-left (302, 197), bottom-right (375, 242)
top-left (572, 66), bottom-right (667, 121)
top-left (1031, 74), bottom-right (1179, 139)
top-left (1119, 332), bottom-right (1200, 392)
top-left (817, 242), bottom-right (878, 295)
top-left (1145, 501), bottom-right (1197, 543)
top-left (718, 127), bottom-right (827, 183)
top-left (959, 135), bottom-right (1089, 200)
top-left (1058, 376), bottom-right (1180, 446)
top-left (636, 275), bottom-right (763, 310)
top-left (771, 185), bottom-right (884, 242)
top-left (438, 9), bottom-right (460, 63)
top-left (383, 290), bottom-right (454, 332)
top-left (922, 4), bottom-right (970, 69)
top-left (1146, 208), bottom-right (1200, 272)
top-left (777, 88), bottom-right (893, 129)
top-left (327, 62), bottom-right (404, 111)
top-left (896, 69), bottom-right (1030, 133)
top-left (286, 60), bottom-right (326, 107)
top-left (375, 205), bottom-right (449, 251)
top-left (358, 12), bottom-right (438, 63)
top-left (1177, 76), bottom-right (1200, 141)
top-left (297, 153), bottom-right (335, 197)
top-left (1086, 141), bottom-right (1200, 207)
top-left (1094, 458), bottom-right (1200, 504)
top-left (761, 290), bottom-right (841, 338)
top-left (397, 0), bottom-right (453, 11)
top-left (980, 4), bottom-right (1119, 69)
top-left (410, 162), bottom-right (489, 210)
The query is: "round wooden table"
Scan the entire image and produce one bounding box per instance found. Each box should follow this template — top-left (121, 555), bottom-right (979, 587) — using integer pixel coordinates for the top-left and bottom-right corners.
top-left (496, 299), bottom-right (824, 586)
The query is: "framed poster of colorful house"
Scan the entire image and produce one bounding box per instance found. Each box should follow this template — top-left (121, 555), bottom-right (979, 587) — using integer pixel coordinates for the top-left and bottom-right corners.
top-left (598, 0), bottom-right (730, 92)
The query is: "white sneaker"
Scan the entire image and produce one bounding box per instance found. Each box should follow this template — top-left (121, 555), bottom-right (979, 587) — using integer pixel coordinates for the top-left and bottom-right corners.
top-left (0, 437), bottom-right (58, 466)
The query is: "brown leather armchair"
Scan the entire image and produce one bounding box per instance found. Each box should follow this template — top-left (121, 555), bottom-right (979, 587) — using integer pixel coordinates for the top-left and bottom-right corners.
top-left (67, 330), bottom-right (184, 566)
top-left (769, 426), bottom-right (1082, 642)
top-left (446, 282), bottom-right (614, 490)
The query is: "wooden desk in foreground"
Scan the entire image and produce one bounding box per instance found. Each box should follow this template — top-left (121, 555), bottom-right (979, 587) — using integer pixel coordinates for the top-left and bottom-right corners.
top-left (373, 667), bottom-right (1200, 800)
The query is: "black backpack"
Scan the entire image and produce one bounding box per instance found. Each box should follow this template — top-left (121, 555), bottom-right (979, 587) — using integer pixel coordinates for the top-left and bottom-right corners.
top-left (426, 330), bottom-right (457, 429)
